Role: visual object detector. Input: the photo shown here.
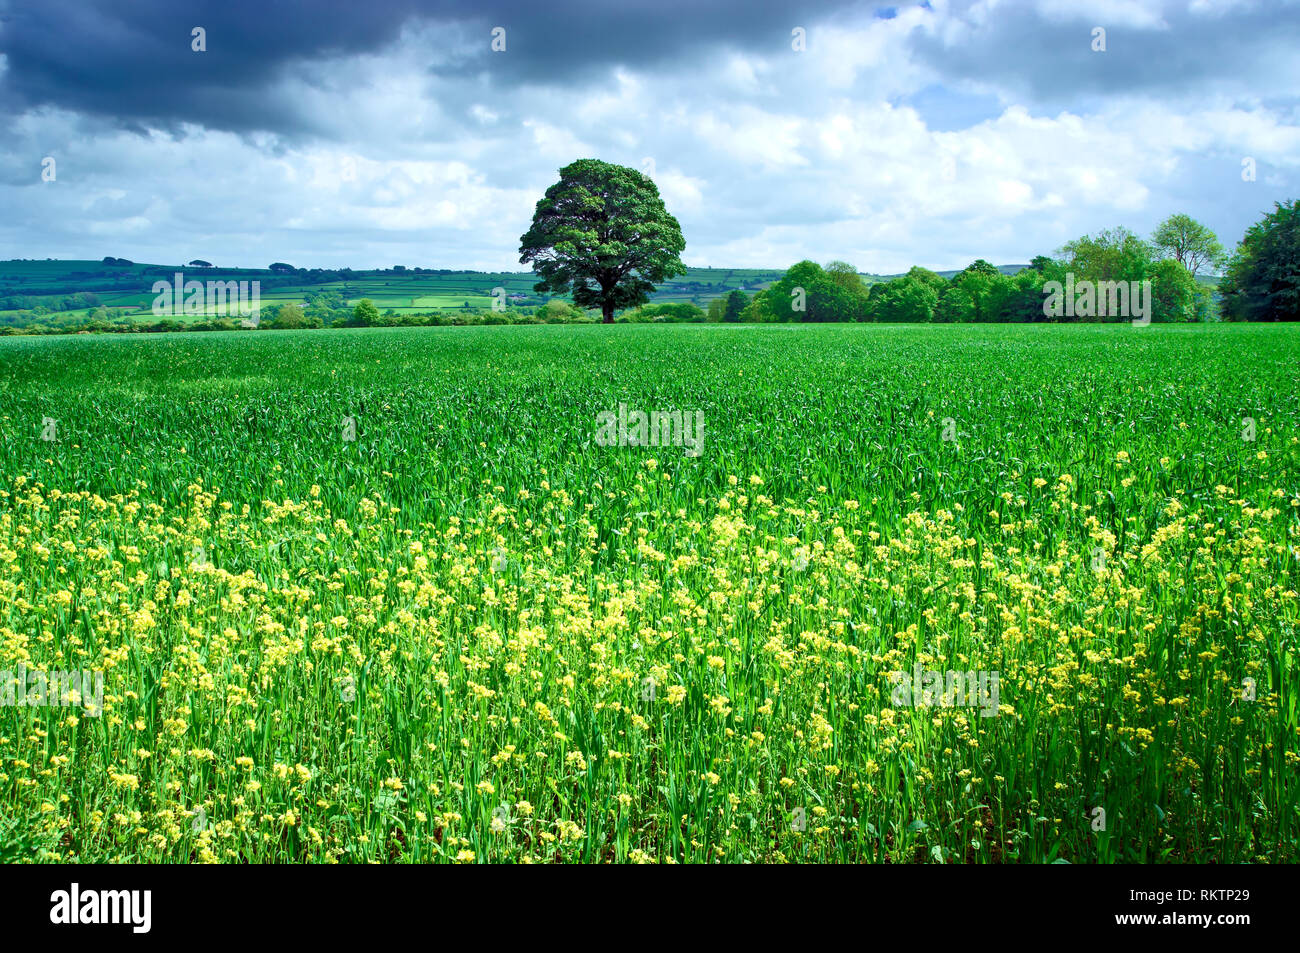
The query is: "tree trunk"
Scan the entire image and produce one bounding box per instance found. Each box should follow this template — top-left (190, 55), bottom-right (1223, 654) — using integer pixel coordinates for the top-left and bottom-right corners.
top-left (602, 301), bottom-right (615, 323)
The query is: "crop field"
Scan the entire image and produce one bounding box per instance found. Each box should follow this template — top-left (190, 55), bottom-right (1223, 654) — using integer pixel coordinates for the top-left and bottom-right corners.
top-left (0, 322), bottom-right (1297, 863)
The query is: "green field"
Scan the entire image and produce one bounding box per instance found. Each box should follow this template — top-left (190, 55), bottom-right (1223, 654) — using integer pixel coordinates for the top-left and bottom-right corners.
top-left (0, 323), bottom-right (1296, 863)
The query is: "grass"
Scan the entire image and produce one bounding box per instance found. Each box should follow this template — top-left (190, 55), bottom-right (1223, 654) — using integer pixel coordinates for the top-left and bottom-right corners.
top-left (0, 322), bottom-right (1296, 863)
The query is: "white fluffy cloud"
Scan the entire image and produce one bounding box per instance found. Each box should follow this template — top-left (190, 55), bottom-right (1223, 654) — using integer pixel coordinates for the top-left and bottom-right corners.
top-left (1, 0), bottom-right (1296, 272)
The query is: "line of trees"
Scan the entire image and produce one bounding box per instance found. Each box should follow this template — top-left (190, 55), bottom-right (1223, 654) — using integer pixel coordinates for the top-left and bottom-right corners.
top-left (0, 291), bottom-right (101, 312)
top-left (0, 300), bottom-right (597, 335)
top-left (513, 158), bottom-right (1296, 324)
top-left (603, 204), bottom-right (1293, 325)
top-left (6, 196), bottom-right (1294, 335)
top-left (656, 205), bottom-right (1290, 324)
top-left (724, 213), bottom-right (1233, 324)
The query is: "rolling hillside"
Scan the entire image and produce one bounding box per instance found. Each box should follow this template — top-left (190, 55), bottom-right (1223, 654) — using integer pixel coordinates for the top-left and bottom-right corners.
top-left (0, 259), bottom-right (792, 323)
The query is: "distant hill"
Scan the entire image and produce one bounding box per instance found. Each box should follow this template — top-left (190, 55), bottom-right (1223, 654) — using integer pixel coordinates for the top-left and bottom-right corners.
top-left (0, 259), bottom-right (1083, 326)
top-left (0, 260), bottom-right (798, 322)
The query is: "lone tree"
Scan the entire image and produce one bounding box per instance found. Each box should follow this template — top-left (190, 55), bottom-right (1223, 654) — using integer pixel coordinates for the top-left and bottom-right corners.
top-left (519, 159), bottom-right (686, 323)
top-left (1151, 213), bottom-right (1227, 276)
top-left (351, 298), bottom-right (380, 326)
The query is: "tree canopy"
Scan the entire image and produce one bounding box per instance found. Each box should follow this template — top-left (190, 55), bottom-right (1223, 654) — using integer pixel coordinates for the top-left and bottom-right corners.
top-left (519, 159), bottom-right (686, 322)
top-left (1059, 227), bottom-right (1153, 283)
top-left (722, 289), bottom-right (749, 322)
top-left (762, 260), bottom-right (868, 322)
top-left (1151, 213), bottom-right (1226, 276)
top-left (1219, 200), bottom-right (1300, 321)
top-left (350, 298), bottom-right (380, 326)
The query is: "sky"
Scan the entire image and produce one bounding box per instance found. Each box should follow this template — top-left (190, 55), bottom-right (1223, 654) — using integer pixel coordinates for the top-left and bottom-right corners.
top-left (1, 0), bottom-right (1297, 273)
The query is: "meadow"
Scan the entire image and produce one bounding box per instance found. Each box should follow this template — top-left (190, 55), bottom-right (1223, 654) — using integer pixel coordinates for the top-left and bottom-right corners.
top-left (0, 322), bottom-right (1296, 863)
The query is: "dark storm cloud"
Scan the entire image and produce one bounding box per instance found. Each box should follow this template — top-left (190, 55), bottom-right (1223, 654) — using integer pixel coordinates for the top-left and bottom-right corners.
top-left (0, 0), bottom-right (869, 135)
top-left (907, 0), bottom-right (1300, 109)
top-left (2, 0), bottom-right (1296, 272)
top-left (0, 0), bottom-right (457, 134)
